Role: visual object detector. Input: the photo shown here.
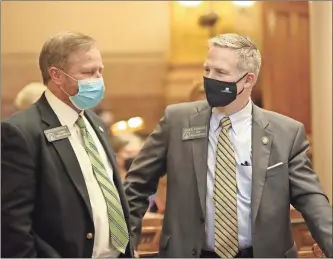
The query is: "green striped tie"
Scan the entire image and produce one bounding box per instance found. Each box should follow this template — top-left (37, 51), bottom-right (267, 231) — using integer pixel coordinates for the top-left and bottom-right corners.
top-left (76, 116), bottom-right (129, 253)
top-left (214, 117), bottom-right (239, 258)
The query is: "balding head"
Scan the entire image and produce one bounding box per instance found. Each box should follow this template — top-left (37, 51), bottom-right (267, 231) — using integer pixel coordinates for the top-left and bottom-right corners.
top-left (15, 82), bottom-right (46, 110)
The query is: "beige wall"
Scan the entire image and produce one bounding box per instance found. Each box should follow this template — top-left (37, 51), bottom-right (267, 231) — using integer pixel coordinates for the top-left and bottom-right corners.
top-left (1, 1), bottom-right (170, 54)
top-left (309, 1), bottom-right (332, 202)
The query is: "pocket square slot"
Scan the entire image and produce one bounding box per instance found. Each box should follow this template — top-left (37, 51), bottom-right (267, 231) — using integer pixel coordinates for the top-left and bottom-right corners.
top-left (267, 162), bottom-right (284, 170)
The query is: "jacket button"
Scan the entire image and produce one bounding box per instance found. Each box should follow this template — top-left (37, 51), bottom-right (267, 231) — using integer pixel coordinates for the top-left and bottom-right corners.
top-left (200, 217), bottom-right (205, 223)
top-left (86, 233), bottom-right (93, 239)
top-left (192, 248), bottom-right (197, 256)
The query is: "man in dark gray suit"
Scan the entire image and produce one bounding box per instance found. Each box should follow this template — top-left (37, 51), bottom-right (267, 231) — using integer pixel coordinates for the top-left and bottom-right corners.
top-left (124, 33), bottom-right (332, 258)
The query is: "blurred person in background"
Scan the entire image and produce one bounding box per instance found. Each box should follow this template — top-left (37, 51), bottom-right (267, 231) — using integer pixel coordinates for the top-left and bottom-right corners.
top-left (113, 133), bottom-right (144, 182)
top-left (189, 80), bottom-right (206, 102)
top-left (112, 133), bottom-right (165, 214)
top-left (1, 31), bottom-right (134, 258)
top-left (95, 108), bottom-right (114, 135)
top-left (14, 82), bottom-right (47, 110)
top-left (111, 135), bottom-right (130, 155)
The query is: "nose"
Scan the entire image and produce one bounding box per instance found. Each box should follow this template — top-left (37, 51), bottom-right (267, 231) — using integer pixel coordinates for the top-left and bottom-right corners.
top-left (95, 70), bottom-right (103, 78)
top-left (207, 71), bottom-right (218, 80)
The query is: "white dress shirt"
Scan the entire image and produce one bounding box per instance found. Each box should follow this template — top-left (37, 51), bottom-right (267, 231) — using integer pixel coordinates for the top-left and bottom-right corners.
top-left (205, 99), bottom-right (253, 251)
top-left (45, 90), bottom-right (119, 258)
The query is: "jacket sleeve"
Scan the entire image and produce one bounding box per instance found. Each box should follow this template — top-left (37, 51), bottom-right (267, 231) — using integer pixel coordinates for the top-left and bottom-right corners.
top-left (289, 123), bottom-right (333, 258)
top-left (123, 107), bottom-right (169, 248)
top-left (1, 121), bottom-right (38, 257)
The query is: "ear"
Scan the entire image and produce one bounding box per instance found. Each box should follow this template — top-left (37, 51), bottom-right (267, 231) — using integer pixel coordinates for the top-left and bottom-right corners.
top-left (244, 73), bottom-right (256, 89)
top-left (49, 66), bottom-right (64, 86)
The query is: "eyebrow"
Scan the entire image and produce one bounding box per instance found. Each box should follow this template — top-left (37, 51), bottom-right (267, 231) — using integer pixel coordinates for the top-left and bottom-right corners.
top-left (215, 67), bottom-right (228, 73)
top-left (203, 64), bottom-right (229, 73)
top-left (82, 65), bottom-right (104, 70)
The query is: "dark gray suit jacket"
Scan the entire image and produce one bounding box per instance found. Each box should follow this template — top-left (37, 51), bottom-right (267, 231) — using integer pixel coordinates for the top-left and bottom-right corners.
top-left (124, 100), bottom-right (332, 258)
top-left (1, 95), bottom-right (134, 258)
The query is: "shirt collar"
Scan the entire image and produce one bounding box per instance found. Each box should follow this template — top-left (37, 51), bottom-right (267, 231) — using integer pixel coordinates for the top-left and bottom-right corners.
top-left (210, 99), bottom-right (252, 135)
top-left (45, 89), bottom-right (84, 127)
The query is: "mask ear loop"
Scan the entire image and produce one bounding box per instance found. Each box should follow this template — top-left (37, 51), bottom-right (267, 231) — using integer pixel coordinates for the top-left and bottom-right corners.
top-left (57, 68), bottom-right (78, 97)
top-left (236, 72), bottom-right (249, 83)
top-left (59, 85), bottom-right (71, 97)
top-left (236, 72), bottom-right (249, 95)
top-left (58, 68), bottom-right (78, 82)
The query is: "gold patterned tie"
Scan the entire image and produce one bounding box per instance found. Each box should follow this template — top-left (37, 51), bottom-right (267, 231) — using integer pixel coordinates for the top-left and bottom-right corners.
top-left (76, 116), bottom-right (129, 254)
top-left (214, 117), bottom-right (239, 258)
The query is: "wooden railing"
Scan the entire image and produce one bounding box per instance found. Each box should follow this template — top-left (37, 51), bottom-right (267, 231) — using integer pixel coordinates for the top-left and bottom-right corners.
top-left (137, 212), bottom-right (163, 258)
top-left (136, 208), bottom-right (326, 258)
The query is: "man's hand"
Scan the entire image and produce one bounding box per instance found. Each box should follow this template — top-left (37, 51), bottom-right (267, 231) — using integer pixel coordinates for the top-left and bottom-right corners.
top-left (134, 250), bottom-right (139, 258)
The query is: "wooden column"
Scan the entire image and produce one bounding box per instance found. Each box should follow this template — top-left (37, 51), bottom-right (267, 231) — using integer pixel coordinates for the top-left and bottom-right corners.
top-left (261, 2), bottom-right (311, 133)
top-left (309, 1), bottom-right (332, 202)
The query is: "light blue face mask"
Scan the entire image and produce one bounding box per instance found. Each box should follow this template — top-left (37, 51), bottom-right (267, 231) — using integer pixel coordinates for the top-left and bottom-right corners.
top-left (59, 70), bottom-right (105, 110)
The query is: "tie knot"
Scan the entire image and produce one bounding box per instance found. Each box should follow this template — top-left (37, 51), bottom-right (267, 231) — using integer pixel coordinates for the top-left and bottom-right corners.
top-left (220, 117), bottom-right (232, 130)
top-left (76, 116), bottom-right (86, 129)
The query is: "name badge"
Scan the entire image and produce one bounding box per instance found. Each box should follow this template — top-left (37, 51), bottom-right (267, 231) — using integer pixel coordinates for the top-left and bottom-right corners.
top-left (44, 125), bottom-right (71, 142)
top-left (182, 126), bottom-right (207, 140)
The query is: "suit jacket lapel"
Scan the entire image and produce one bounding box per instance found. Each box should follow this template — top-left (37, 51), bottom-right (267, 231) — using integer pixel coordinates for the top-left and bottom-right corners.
top-left (189, 102), bottom-right (273, 228)
top-left (36, 95), bottom-right (93, 221)
top-left (85, 111), bottom-right (131, 223)
top-left (189, 102), bottom-right (212, 218)
top-left (251, 104), bottom-right (273, 226)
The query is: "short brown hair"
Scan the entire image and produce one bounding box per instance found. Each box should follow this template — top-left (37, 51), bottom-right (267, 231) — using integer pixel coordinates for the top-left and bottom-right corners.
top-left (39, 30), bottom-right (96, 85)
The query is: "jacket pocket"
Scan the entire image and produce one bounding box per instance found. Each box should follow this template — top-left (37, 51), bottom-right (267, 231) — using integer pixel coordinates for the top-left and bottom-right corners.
top-left (285, 242), bottom-right (298, 258)
top-left (266, 162), bottom-right (287, 178)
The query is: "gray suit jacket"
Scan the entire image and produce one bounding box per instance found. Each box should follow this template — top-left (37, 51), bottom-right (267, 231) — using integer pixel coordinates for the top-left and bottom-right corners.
top-left (124, 100), bottom-right (332, 258)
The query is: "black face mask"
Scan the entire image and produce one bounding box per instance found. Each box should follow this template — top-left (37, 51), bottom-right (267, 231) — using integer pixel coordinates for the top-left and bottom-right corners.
top-left (203, 73), bottom-right (248, 107)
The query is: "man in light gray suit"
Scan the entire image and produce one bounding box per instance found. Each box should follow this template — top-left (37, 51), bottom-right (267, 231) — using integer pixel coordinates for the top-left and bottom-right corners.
top-left (124, 33), bottom-right (332, 258)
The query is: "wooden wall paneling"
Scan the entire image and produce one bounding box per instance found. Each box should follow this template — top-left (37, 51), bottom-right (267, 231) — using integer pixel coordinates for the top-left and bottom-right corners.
top-left (261, 1), bottom-right (311, 133)
top-left (1, 52), bottom-right (168, 133)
